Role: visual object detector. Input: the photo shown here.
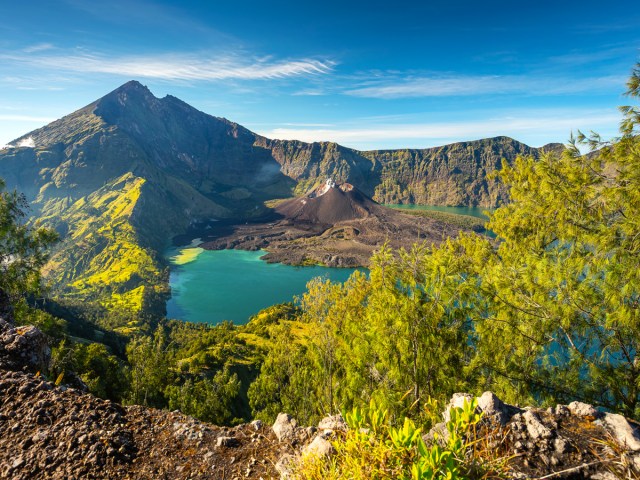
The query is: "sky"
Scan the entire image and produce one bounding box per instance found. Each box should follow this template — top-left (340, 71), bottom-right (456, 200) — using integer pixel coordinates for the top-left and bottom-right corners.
top-left (0, 0), bottom-right (638, 150)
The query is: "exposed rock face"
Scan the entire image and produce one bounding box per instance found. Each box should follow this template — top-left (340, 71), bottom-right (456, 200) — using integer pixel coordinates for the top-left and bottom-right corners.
top-left (428, 392), bottom-right (640, 478)
top-left (0, 318), bottom-right (50, 373)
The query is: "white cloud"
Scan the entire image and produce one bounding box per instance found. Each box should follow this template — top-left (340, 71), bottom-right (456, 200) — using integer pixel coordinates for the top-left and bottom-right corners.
top-left (345, 74), bottom-right (626, 99)
top-left (2, 51), bottom-right (335, 81)
top-left (17, 137), bottom-right (35, 148)
top-left (22, 43), bottom-right (55, 53)
top-left (3, 136), bottom-right (36, 149)
top-left (258, 109), bottom-right (622, 149)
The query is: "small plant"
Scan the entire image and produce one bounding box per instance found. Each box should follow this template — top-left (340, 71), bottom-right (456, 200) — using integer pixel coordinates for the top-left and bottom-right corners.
top-left (295, 398), bottom-right (499, 479)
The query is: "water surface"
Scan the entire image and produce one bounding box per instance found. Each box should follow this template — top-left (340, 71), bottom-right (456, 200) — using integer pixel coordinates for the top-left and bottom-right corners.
top-left (166, 248), bottom-right (358, 325)
top-left (386, 204), bottom-right (493, 219)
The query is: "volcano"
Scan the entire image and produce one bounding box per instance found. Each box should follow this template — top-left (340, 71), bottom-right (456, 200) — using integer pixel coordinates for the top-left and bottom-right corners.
top-left (276, 179), bottom-right (383, 225)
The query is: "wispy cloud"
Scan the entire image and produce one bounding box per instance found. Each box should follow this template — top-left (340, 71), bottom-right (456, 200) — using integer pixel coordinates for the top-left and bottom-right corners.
top-left (345, 74), bottom-right (626, 99)
top-left (22, 43), bottom-right (55, 53)
top-left (2, 51), bottom-right (335, 82)
top-left (259, 109), bottom-right (622, 149)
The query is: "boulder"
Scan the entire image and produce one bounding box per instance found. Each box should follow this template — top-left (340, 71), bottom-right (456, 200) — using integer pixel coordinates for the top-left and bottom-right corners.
top-left (302, 435), bottom-right (334, 458)
top-left (477, 391), bottom-right (521, 426)
top-left (273, 413), bottom-right (298, 442)
top-left (522, 410), bottom-right (554, 440)
top-left (0, 323), bottom-right (50, 373)
top-left (275, 453), bottom-right (296, 479)
top-left (443, 393), bottom-right (474, 422)
top-left (318, 413), bottom-right (347, 431)
top-left (567, 401), bottom-right (600, 419)
top-left (599, 413), bottom-right (640, 451)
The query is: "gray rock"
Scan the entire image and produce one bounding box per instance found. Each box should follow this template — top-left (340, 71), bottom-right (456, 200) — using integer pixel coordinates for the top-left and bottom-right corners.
top-left (477, 391), bottom-right (520, 426)
top-left (554, 437), bottom-right (569, 455)
top-left (302, 435), bottom-right (335, 458)
top-left (216, 436), bottom-right (239, 448)
top-left (275, 453), bottom-right (296, 479)
top-left (523, 411), bottom-right (553, 440)
top-left (250, 419), bottom-right (263, 431)
top-left (600, 413), bottom-right (640, 451)
top-left (568, 401), bottom-right (599, 418)
top-left (272, 413), bottom-right (298, 442)
top-left (318, 413), bottom-right (347, 431)
top-left (423, 421), bottom-right (448, 447)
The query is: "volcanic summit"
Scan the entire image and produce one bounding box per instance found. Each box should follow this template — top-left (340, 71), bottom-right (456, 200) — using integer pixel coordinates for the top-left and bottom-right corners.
top-left (275, 179), bottom-right (383, 225)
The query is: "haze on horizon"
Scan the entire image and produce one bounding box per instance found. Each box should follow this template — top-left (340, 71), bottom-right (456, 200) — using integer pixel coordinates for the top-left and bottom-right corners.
top-left (0, 0), bottom-right (638, 150)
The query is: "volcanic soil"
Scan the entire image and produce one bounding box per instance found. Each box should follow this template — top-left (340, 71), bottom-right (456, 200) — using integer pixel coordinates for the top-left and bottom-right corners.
top-left (196, 182), bottom-right (473, 267)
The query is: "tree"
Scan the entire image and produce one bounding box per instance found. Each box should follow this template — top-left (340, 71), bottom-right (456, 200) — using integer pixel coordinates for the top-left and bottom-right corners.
top-left (0, 178), bottom-right (57, 313)
top-left (470, 63), bottom-right (640, 415)
top-left (126, 328), bottom-right (173, 407)
top-left (166, 367), bottom-right (241, 425)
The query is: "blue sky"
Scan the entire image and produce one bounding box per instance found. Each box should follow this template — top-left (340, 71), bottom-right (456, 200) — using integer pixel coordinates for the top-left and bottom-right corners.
top-left (0, 0), bottom-right (638, 150)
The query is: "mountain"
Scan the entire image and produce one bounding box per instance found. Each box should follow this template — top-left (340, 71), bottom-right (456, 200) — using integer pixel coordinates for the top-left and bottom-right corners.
top-left (275, 179), bottom-right (382, 225)
top-left (0, 81), bottom-right (558, 317)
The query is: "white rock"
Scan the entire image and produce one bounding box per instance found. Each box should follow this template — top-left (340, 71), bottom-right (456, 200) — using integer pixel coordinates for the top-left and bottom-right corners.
top-left (568, 401), bottom-right (599, 418)
top-left (272, 413), bottom-right (298, 442)
top-left (443, 393), bottom-right (474, 422)
top-left (318, 413), bottom-right (347, 431)
top-left (523, 411), bottom-right (553, 440)
top-left (600, 413), bottom-right (640, 451)
top-left (303, 435), bottom-right (335, 458)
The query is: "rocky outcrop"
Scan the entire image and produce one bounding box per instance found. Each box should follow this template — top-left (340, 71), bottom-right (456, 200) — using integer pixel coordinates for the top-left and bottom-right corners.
top-left (427, 392), bottom-right (640, 479)
top-left (0, 315), bottom-right (50, 373)
top-left (0, 369), bottom-right (295, 479)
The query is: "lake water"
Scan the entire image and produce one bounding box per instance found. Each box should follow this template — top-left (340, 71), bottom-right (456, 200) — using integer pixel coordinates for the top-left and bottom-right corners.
top-left (386, 204), bottom-right (492, 219)
top-left (166, 206), bottom-right (494, 324)
top-left (166, 247), bottom-right (358, 325)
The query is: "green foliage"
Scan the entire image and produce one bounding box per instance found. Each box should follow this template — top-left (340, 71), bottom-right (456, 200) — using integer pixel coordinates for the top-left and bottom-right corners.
top-left (295, 399), bottom-right (491, 480)
top-left (49, 338), bottom-right (129, 401)
top-left (0, 178), bottom-right (57, 311)
top-left (166, 367), bottom-right (242, 425)
top-left (248, 322), bottom-right (317, 424)
top-left (251, 248), bottom-right (475, 424)
top-left (468, 65), bottom-right (640, 414)
top-left (126, 328), bottom-right (173, 407)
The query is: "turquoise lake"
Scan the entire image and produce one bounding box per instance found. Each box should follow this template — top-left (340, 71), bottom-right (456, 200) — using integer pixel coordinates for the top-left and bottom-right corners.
top-left (165, 247), bottom-right (358, 325)
top-left (166, 206), bottom-right (494, 325)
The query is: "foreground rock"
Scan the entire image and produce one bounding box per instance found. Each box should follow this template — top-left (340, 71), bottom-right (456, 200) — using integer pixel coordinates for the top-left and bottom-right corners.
top-left (0, 313), bottom-right (50, 373)
top-left (0, 369), bottom-right (292, 479)
top-left (427, 392), bottom-right (640, 479)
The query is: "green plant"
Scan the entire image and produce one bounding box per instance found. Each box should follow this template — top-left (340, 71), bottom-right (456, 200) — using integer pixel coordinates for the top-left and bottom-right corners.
top-left (295, 398), bottom-right (496, 480)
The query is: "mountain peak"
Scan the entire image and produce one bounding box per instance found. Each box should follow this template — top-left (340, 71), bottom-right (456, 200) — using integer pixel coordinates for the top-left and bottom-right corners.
top-left (114, 80), bottom-right (151, 94)
top-left (99, 80), bottom-right (155, 105)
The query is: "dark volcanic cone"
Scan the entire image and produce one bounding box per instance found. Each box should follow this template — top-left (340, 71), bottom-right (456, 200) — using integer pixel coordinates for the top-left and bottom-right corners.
top-left (276, 180), bottom-right (382, 225)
